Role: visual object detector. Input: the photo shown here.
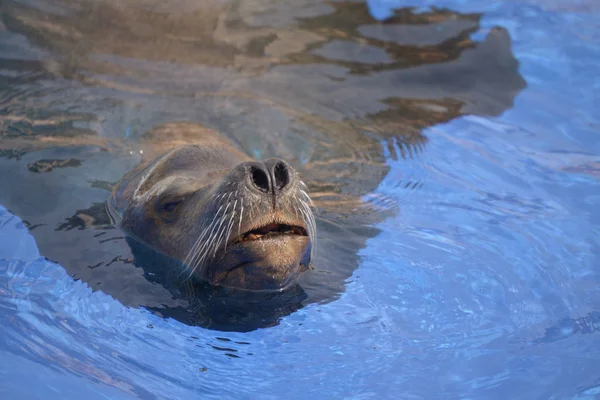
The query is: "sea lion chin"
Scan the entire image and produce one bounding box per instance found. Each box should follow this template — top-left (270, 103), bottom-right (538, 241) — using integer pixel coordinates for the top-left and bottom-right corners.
top-left (107, 135), bottom-right (315, 292)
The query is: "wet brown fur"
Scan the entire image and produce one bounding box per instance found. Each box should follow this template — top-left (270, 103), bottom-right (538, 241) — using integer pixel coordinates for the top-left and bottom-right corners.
top-left (107, 123), bottom-right (314, 292)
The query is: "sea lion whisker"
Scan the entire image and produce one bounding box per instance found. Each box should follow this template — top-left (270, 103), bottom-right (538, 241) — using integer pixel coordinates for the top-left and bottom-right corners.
top-left (186, 218), bottom-right (222, 282)
top-left (223, 209), bottom-right (237, 252)
top-left (182, 238), bottom-right (206, 280)
top-left (184, 222), bottom-right (212, 264)
top-left (238, 205), bottom-right (244, 238)
top-left (181, 230), bottom-right (209, 277)
top-left (194, 212), bottom-right (227, 271)
top-left (309, 205), bottom-right (317, 243)
top-left (297, 201), bottom-right (312, 238)
top-left (299, 200), bottom-right (317, 251)
top-left (189, 238), bottom-right (213, 278)
top-left (299, 189), bottom-right (314, 207)
top-left (182, 202), bottom-right (225, 270)
top-left (298, 206), bottom-right (316, 257)
top-left (221, 203), bottom-right (236, 252)
top-left (204, 216), bottom-right (230, 264)
top-left (212, 190), bottom-right (231, 207)
top-left (182, 219), bottom-right (217, 280)
top-left (184, 199), bottom-right (232, 279)
top-left (206, 201), bottom-right (233, 259)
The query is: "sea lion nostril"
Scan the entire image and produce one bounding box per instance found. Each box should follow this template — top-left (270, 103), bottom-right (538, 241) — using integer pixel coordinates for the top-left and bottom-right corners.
top-left (274, 161), bottom-right (290, 190)
top-left (250, 166), bottom-right (270, 192)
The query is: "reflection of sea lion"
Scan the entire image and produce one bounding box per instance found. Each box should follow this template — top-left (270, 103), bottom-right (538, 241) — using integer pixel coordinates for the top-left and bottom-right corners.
top-left (107, 124), bottom-right (315, 291)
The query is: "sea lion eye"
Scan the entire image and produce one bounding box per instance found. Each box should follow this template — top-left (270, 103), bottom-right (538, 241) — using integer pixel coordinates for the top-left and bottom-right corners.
top-left (161, 201), bottom-right (180, 212)
top-left (159, 198), bottom-right (184, 213)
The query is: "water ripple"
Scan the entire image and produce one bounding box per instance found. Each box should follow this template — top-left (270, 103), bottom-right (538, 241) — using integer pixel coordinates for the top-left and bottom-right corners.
top-left (1, 0), bottom-right (600, 399)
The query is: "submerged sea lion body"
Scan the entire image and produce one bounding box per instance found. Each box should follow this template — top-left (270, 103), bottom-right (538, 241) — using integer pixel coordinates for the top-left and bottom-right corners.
top-left (107, 124), bottom-right (315, 292)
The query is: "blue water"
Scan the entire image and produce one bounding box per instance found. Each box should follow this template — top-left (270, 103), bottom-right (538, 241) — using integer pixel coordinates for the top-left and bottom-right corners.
top-left (1, 0), bottom-right (600, 398)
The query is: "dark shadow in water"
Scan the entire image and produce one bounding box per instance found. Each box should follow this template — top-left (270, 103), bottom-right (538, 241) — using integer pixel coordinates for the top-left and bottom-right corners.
top-left (0, 0), bottom-right (526, 331)
top-left (532, 312), bottom-right (600, 345)
top-left (27, 158), bottom-right (82, 173)
top-left (127, 237), bottom-right (308, 332)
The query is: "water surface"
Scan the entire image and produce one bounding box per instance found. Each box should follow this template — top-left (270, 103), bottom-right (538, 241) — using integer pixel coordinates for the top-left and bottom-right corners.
top-left (0, 0), bottom-right (599, 398)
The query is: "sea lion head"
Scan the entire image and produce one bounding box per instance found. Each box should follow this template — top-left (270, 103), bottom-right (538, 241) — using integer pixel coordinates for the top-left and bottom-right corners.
top-left (109, 143), bottom-right (315, 292)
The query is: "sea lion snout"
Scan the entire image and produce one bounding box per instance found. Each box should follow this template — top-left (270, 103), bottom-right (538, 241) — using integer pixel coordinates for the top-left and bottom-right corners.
top-left (201, 157), bottom-right (313, 291)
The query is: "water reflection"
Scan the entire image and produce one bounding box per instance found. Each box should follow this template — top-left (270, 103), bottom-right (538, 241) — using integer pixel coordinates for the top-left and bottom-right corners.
top-left (0, 0), bottom-right (525, 331)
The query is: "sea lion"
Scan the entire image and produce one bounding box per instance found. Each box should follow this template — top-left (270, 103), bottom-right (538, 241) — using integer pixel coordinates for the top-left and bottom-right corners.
top-left (106, 125), bottom-right (316, 292)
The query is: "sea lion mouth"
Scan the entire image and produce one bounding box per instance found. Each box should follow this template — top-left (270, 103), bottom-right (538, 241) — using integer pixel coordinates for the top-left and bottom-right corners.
top-left (232, 223), bottom-right (308, 244)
